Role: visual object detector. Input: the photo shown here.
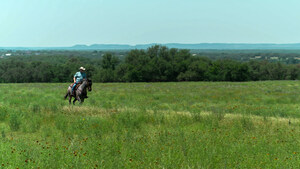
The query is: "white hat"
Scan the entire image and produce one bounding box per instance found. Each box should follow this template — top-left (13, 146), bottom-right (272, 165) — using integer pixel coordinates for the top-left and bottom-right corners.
top-left (79, 67), bottom-right (86, 71)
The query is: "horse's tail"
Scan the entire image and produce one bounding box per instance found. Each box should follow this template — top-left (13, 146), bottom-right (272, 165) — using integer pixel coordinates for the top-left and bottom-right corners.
top-left (64, 87), bottom-right (70, 100)
top-left (64, 92), bottom-right (69, 100)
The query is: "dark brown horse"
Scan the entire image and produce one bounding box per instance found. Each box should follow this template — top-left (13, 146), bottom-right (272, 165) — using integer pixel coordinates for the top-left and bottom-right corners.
top-left (64, 79), bottom-right (92, 104)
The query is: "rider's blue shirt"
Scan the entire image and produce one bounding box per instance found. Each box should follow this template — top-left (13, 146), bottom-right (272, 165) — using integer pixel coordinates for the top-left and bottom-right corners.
top-left (74, 72), bottom-right (86, 83)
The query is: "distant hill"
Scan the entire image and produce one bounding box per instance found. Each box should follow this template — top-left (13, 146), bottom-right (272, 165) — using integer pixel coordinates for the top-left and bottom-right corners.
top-left (2, 43), bottom-right (300, 50)
top-left (70, 43), bottom-right (300, 50)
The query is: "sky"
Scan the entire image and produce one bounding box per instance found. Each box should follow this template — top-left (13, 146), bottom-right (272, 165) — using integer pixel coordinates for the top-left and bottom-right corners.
top-left (0, 0), bottom-right (300, 47)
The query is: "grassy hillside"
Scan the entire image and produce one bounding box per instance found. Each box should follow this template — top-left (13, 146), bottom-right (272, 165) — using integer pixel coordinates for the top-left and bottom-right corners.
top-left (0, 81), bottom-right (300, 168)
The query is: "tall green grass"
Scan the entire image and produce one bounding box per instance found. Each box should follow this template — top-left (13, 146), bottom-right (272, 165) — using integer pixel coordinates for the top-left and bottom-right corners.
top-left (0, 81), bottom-right (300, 168)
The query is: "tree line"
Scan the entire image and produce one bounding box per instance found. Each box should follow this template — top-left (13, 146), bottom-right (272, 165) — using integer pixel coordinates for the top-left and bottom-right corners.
top-left (0, 45), bottom-right (300, 83)
top-left (191, 49), bottom-right (300, 64)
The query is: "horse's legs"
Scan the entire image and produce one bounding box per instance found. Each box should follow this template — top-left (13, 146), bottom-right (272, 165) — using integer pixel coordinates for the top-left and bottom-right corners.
top-left (73, 98), bottom-right (77, 105)
top-left (68, 95), bottom-right (72, 105)
top-left (76, 94), bottom-right (81, 104)
top-left (80, 98), bottom-right (84, 104)
top-left (64, 92), bottom-right (68, 100)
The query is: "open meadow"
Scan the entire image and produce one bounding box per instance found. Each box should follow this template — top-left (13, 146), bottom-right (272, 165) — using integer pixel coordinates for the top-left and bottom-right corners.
top-left (1, 81), bottom-right (300, 168)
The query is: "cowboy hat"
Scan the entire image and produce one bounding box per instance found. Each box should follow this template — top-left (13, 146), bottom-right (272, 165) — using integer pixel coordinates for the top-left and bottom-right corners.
top-left (79, 67), bottom-right (86, 71)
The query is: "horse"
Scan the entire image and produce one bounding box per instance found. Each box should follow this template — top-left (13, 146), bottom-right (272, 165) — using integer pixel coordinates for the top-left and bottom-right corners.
top-left (64, 79), bottom-right (92, 105)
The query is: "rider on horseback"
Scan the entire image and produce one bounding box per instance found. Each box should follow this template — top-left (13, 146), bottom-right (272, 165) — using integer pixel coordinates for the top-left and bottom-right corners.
top-left (72, 67), bottom-right (87, 96)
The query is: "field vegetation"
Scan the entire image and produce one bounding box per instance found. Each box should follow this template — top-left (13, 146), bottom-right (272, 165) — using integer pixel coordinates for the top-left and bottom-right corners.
top-left (0, 81), bottom-right (300, 168)
top-left (1, 46), bottom-right (300, 83)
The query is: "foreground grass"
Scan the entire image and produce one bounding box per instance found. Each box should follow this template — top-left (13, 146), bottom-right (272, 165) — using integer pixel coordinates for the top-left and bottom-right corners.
top-left (0, 81), bottom-right (300, 168)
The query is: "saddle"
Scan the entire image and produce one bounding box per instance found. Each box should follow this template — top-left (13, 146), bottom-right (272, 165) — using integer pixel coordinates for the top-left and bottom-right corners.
top-left (70, 82), bottom-right (82, 95)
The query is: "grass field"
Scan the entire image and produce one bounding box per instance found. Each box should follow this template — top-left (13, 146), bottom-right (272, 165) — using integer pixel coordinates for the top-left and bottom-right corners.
top-left (1, 81), bottom-right (300, 168)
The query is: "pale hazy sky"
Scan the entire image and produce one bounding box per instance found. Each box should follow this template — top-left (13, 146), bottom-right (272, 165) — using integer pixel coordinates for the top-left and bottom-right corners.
top-left (0, 0), bottom-right (300, 47)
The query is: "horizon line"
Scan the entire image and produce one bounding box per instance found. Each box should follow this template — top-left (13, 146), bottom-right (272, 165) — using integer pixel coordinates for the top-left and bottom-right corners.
top-left (2, 42), bottom-right (300, 48)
